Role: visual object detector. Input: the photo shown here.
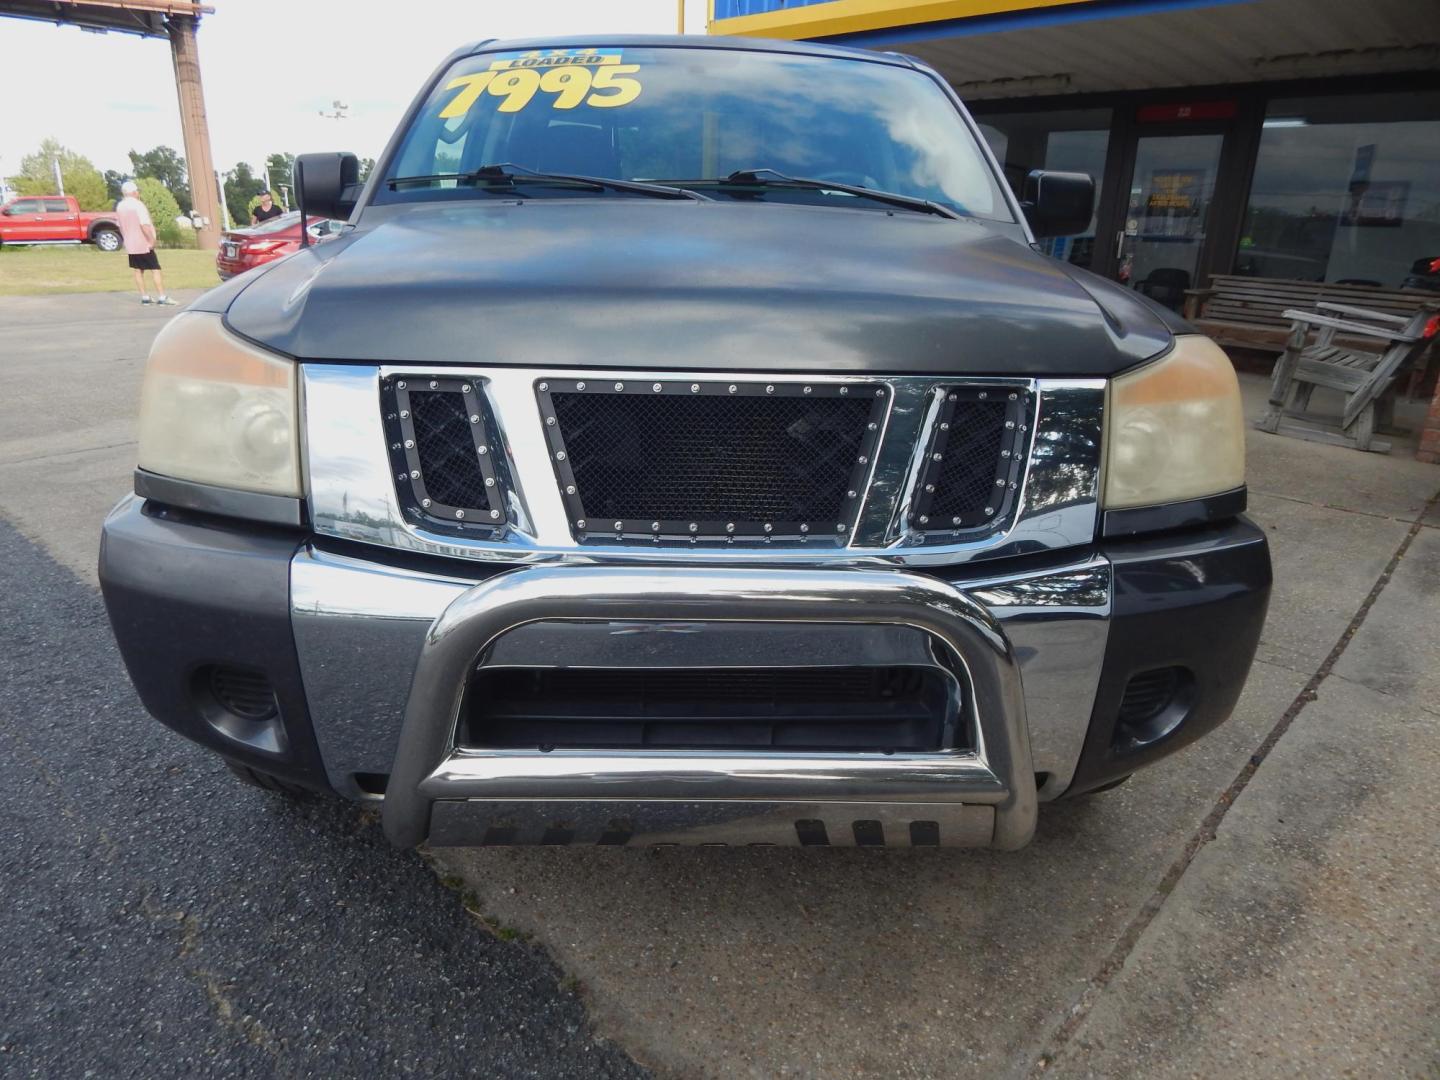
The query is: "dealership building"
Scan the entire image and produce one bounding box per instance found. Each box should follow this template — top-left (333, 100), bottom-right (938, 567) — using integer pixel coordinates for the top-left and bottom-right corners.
top-left (708, 0), bottom-right (1440, 303)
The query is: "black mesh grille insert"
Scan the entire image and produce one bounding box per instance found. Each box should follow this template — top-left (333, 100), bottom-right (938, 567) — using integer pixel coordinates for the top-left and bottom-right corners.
top-left (463, 665), bottom-right (962, 752)
top-left (910, 387), bottom-right (1030, 533)
top-left (382, 375), bottom-right (508, 533)
top-left (540, 380), bottom-right (885, 540)
top-left (409, 391), bottom-right (490, 510)
top-left (928, 400), bottom-right (1011, 518)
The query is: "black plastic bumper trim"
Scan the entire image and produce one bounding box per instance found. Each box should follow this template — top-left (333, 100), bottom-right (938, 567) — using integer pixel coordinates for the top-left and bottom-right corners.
top-left (1101, 486), bottom-right (1246, 539)
top-left (135, 469), bottom-right (307, 529)
top-left (99, 494), bottom-right (332, 793)
top-left (1063, 516), bottom-right (1272, 797)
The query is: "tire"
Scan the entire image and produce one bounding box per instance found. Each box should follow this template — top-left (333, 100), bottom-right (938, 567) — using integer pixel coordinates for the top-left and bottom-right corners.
top-left (92, 227), bottom-right (121, 252)
top-left (224, 759), bottom-right (313, 799)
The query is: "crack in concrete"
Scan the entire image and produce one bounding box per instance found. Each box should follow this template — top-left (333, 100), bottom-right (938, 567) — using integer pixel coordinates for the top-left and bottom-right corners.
top-left (0, 440), bottom-right (138, 468)
top-left (1249, 487), bottom-right (1434, 525)
top-left (137, 888), bottom-right (289, 1069)
top-left (196, 968), bottom-right (284, 1061)
top-left (1030, 484), bottom-right (1440, 1076)
top-left (1326, 670), bottom-right (1440, 721)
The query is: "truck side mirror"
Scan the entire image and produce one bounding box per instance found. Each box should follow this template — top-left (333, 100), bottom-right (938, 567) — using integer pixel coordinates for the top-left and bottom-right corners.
top-left (1022, 170), bottom-right (1095, 238)
top-left (294, 152), bottom-right (361, 222)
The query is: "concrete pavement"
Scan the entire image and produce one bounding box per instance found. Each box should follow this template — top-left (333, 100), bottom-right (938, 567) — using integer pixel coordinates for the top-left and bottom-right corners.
top-left (1, 291), bottom-right (1436, 1078)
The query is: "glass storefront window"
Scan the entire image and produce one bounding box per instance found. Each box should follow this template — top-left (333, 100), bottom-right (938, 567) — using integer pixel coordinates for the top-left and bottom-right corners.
top-left (974, 108), bottom-right (1110, 268)
top-left (1237, 92), bottom-right (1440, 286)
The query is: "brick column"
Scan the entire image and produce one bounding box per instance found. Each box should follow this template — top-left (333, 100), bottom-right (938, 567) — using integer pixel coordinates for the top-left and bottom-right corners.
top-left (1418, 383), bottom-right (1440, 463)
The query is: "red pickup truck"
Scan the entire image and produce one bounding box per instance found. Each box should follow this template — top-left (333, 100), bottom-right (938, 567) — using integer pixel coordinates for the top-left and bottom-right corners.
top-left (0, 195), bottom-right (123, 251)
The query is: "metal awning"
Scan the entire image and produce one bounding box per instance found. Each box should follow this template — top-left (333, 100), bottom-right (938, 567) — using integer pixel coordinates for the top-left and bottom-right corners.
top-left (710, 0), bottom-right (1440, 99)
top-left (0, 0), bottom-right (212, 38)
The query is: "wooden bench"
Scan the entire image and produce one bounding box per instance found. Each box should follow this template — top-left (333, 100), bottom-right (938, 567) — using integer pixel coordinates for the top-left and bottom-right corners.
top-left (1183, 275), bottom-right (1438, 352)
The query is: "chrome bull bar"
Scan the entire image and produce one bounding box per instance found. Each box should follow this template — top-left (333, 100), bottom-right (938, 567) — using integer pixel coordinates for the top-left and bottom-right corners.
top-left (381, 566), bottom-right (1037, 849)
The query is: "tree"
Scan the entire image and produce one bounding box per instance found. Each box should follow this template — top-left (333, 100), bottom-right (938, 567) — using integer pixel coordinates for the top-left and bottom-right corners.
top-left (14, 138), bottom-right (109, 210)
top-left (136, 176), bottom-right (183, 248)
top-left (223, 162), bottom-right (259, 228)
top-left (264, 152), bottom-right (296, 207)
top-left (103, 169), bottom-right (127, 205)
top-left (358, 157), bottom-right (376, 183)
top-left (128, 145), bottom-right (191, 215)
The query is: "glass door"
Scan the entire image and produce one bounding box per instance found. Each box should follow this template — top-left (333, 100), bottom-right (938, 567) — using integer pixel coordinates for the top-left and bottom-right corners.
top-left (1112, 131), bottom-right (1226, 310)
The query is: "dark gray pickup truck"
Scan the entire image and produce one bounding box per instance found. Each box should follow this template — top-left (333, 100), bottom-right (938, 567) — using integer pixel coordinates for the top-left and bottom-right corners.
top-left (100, 35), bottom-right (1270, 849)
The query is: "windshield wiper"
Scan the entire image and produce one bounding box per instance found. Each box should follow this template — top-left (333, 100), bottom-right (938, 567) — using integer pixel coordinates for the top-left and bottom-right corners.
top-left (666, 168), bottom-right (962, 220)
top-left (388, 162), bottom-right (705, 201)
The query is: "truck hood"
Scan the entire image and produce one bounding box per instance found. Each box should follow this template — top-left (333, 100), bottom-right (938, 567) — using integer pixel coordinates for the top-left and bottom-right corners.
top-left (218, 199), bottom-right (1178, 376)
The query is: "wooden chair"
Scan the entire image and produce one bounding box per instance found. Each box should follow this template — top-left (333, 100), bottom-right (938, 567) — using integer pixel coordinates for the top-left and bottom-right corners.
top-left (1257, 301), bottom-right (1440, 452)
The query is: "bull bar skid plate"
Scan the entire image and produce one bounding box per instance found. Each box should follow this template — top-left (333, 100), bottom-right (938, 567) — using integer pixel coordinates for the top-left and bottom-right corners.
top-left (381, 565), bottom-right (1037, 849)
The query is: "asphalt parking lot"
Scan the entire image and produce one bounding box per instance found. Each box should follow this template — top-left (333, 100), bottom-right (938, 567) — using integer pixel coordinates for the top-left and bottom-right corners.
top-left (2, 291), bottom-right (1437, 1078)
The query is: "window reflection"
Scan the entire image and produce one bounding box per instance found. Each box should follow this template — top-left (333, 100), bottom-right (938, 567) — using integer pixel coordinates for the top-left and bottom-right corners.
top-left (974, 108), bottom-right (1110, 267)
top-left (1237, 92), bottom-right (1440, 286)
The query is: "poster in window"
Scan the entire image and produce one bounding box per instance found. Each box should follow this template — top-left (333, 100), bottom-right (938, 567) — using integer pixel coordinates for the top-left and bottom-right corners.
top-left (1141, 168), bottom-right (1206, 238)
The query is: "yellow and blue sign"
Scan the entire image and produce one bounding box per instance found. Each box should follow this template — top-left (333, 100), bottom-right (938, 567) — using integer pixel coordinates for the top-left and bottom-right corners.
top-left (708, 0), bottom-right (1235, 46)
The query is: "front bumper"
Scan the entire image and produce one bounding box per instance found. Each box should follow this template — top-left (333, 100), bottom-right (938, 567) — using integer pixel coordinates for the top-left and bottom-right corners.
top-left (100, 496), bottom-right (1270, 847)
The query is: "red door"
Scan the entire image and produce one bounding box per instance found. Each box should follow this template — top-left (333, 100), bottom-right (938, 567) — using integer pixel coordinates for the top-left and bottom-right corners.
top-left (36, 197), bottom-right (80, 240)
top-left (0, 197), bottom-right (48, 242)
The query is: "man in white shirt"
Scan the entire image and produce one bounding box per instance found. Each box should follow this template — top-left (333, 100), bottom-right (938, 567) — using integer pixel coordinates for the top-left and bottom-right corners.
top-left (115, 180), bottom-right (176, 306)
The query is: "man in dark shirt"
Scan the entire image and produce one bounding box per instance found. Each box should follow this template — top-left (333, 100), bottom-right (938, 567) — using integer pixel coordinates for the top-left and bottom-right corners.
top-left (251, 190), bottom-right (284, 224)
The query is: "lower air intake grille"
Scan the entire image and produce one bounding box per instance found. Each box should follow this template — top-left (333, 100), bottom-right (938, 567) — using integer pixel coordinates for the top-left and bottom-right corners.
top-left (208, 666), bottom-right (278, 721)
top-left (463, 665), bottom-right (962, 752)
top-left (538, 379), bottom-right (886, 542)
top-left (383, 376), bottom-right (508, 533)
top-left (1117, 667), bottom-right (1185, 727)
top-left (911, 387), bottom-right (1031, 533)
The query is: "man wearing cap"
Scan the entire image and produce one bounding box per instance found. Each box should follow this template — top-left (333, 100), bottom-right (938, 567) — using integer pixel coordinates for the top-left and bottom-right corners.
top-left (115, 180), bottom-right (176, 307)
top-left (251, 190), bottom-right (284, 224)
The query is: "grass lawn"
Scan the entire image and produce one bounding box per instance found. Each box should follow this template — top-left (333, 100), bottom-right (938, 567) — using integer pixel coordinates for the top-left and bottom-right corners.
top-left (0, 245), bottom-right (219, 296)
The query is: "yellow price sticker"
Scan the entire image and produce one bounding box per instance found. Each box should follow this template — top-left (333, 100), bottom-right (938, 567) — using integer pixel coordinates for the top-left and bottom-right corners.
top-left (437, 50), bottom-right (642, 118)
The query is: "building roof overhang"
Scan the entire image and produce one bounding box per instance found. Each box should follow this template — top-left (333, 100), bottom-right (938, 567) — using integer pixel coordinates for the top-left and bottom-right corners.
top-left (709, 0), bottom-right (1440, 98)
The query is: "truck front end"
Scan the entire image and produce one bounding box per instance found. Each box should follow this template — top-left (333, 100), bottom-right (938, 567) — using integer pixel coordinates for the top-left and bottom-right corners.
top-left (100, 37), bottom-right (1269, 849)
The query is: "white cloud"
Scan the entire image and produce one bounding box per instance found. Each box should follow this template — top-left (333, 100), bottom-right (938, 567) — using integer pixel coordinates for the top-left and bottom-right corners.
top-left (0, 0), bottom-right (708, 182)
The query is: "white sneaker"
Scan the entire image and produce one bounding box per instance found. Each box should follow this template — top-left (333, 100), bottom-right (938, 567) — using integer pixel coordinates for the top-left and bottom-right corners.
top-left (141, 296), bottom-right (153, 305)
top-left (156, 295), bottom-right (177, 306)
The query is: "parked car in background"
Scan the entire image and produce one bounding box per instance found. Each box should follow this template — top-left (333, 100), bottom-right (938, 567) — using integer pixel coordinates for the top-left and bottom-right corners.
top-left (216, 211), bottom-right (344, 279)
top-left (0, 195), bottom-right (122, 250)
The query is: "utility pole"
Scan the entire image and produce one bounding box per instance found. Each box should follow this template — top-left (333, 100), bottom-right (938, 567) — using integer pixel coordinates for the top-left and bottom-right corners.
top-left (168, 13), bottom-right (220, 250)
top-left (677, 0), bottom-right (685, 33)
top-left (52, 157), bottom-right (64, 196)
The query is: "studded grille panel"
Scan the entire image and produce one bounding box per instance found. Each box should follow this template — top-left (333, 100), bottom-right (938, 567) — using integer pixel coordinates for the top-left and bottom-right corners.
top-left (382, 376), bottom-right (509, 534)
top-left (910, 387), bottom-right (1031, 534)
top-left (538, 379), bottom-right (887, 543)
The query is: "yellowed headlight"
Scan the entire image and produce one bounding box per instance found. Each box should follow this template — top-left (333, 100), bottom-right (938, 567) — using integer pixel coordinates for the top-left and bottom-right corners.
top-left (137, 312), bottom-right (302, 497)
top-left (1104, 334), bottom-right (1244, 510)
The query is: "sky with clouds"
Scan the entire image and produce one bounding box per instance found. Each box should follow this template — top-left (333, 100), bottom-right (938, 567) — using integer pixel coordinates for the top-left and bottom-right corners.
top-left (0, 0), bottom-right (709, 184)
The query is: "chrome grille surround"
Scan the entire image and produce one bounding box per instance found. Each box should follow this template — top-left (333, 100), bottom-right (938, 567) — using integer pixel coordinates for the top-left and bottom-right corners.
top-left (302, 365), bottom-right (1105, 568)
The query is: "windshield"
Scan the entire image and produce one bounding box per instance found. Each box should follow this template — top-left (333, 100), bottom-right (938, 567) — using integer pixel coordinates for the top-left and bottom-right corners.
top-left (382, 46), bottom-right (1011, 221)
